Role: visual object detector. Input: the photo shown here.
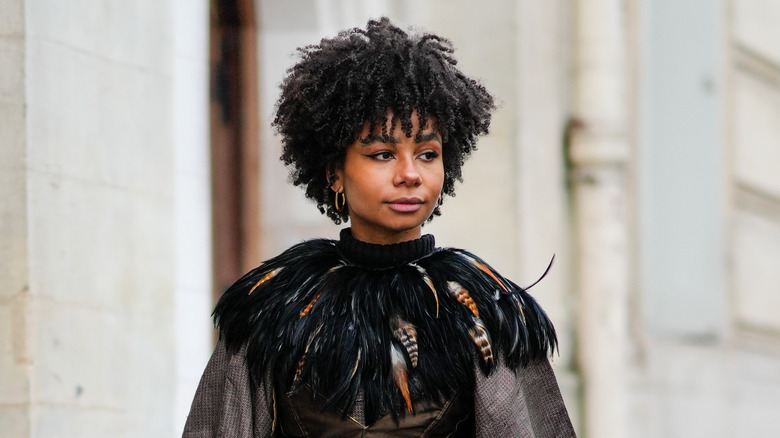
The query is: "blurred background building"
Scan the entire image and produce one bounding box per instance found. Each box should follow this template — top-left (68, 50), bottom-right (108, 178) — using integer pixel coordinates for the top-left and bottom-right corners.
top-left (2, 0), bottom-right (779, 436)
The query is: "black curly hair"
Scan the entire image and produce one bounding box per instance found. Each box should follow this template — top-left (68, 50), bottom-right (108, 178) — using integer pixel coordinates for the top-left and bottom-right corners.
top-left (273, 17), bottom-right (495, 224)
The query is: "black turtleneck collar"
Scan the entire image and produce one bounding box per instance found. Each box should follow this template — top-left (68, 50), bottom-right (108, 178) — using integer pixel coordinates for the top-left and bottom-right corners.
top-left (336, 228), bottom-right (436, 269)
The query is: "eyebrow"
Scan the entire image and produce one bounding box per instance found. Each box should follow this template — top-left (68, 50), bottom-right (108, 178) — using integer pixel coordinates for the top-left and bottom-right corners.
top-left (416, 131), bottom-right (442, 144)
top-left (359, 131), bottom-right (442, 145)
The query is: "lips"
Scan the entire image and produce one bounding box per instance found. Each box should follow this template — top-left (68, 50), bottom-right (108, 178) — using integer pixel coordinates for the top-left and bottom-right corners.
top-left (388, 197), bottom-right (424, 213)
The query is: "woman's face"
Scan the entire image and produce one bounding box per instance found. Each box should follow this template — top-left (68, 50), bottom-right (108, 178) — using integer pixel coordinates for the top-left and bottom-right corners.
top-left (332, 113), bottom-right (444, 244)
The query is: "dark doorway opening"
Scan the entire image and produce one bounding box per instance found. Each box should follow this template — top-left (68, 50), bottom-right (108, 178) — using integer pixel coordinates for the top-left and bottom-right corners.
top-left (209, 0), bottom-right (261, 305)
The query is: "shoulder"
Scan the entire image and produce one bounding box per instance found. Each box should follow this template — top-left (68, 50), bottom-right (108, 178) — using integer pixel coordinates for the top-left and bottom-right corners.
top-left (418, 247), bottom-right (521, 296)
top-left (419, 247), bottom-right (559, 370)
top-left (227, 237), bottom-right (338, 292)
top-left (434, 247), bottom-right (513, 278)
top-left (212, 238), bottom-right (342, 350)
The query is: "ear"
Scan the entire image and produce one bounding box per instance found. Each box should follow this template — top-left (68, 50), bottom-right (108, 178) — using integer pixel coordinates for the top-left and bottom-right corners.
top-left (328, 168), bottom-right (344, 193)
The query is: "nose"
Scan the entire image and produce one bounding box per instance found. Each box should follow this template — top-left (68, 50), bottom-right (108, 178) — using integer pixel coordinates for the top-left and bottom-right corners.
top-left (394, 155), bottom-right (422, 186)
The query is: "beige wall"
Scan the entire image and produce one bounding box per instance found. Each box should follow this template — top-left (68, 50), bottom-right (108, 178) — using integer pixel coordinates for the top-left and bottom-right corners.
top-left (729, 0), bottom-right (780, 433)
top-left (1, 0), bottom-right (30, 435)
top-left (1, 1), bottom-right (211, 436)
top-left (4, 0), bottom-right (780, 437)
top-left (630, 0), bottom-right (780, 436)
top-left (172, 0), bottom-right (211, 433)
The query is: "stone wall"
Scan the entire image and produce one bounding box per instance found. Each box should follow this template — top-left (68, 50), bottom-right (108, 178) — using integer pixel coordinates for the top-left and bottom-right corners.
top-left (632, 0), bottom-right (780, 436)
top-left (4, 1), bottom-right (779, 437)
top-left (0, 1), bottom-right (211, 436)
top-left (0, 0), bottom-right (31, 435)
top-left (729, 0), bottom-right (780, 434)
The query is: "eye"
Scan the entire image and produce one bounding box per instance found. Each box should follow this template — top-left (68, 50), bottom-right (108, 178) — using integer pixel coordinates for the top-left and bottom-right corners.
top-left (367, 151), bottom-right (394, 161)
top-left (418, 151), bottom-right (440, 161)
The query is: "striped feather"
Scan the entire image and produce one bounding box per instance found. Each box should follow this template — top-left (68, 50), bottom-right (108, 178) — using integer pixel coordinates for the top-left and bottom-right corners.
top-left (447, 281), bottom-right (479, 318)
top-left (469, 317), bottom-right (494, 366)
top-left (391, 316), bottom-right (419, 368)
top-left (293, 324), bottom-right (323, 386)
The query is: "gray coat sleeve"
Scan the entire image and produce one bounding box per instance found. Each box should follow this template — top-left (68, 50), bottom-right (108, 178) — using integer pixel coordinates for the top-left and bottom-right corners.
top-left (182, 338), bottom-right (274, 438)
top-left (474, 358), bottom-right (576, 438)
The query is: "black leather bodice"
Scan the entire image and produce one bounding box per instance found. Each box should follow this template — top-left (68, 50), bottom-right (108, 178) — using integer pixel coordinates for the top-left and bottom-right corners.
top-left (274, 385), bottom-right (474, 438)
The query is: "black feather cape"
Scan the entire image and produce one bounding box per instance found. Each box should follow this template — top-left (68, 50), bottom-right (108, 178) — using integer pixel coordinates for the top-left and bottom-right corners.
top-left (214, 228), bottom-right (557, 425)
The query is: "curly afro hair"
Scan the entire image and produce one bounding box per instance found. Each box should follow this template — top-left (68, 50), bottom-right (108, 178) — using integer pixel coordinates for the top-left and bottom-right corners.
top-left (273, 17), bottom-right (495, 224)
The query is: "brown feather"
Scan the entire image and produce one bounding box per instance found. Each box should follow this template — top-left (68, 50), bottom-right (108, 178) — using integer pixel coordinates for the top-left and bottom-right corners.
top-left (469, 317), bottom-right (494, 366)
top-left (447, 281), bottom-right (480, 318)
top-left (473, 260), bottom-right (509, 292)
top-left (248, 267), bottom-right (282, 295)
top-left (391, 317), bottom-right (419, 368)
top-left (299, 291), bottom-right (322, 318)
top-left (458, 253), bottom-right (509, 292)
top-left (293, 354), bottom-right (306, 384)
top-left (293, 324), bottom-right (322, 384)
top-left (391, 344), bottom-right (413, 412)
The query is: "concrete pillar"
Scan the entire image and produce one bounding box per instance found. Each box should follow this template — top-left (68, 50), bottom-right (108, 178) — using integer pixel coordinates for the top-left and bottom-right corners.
top-left (0, 0), bottom-right (31, 435)
top-left (512, 0), bottom-right (578, 425)
top-left (569, 0), bottom-right (631, 437)
top-left (0, 1), bottom-right (211, 436)
top-left (172, 0), bottom-right (212, 433)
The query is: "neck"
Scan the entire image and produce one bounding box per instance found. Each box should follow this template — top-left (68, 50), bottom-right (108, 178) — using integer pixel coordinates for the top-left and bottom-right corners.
top-left (336, 228), bottom-right (435, 268)
top-left (349, 226), bottom-right (422, 245)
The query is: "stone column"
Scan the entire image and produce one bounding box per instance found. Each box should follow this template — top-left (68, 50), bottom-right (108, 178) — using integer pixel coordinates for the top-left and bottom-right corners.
top-left (0, 1), bottom-right (193, 436)
top-left (0, 0), bottom-right (31, 435)
top-left (569, 0), bottom-right (631, 437)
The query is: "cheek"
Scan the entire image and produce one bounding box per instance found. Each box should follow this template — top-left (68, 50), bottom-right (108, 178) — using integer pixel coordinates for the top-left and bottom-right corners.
top-left (432, 166), bottom-right (445, 190)
top-left (344, 172), bottom-right (378, 205)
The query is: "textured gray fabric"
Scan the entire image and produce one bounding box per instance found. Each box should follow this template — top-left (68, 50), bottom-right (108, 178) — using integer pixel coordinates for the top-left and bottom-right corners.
top-left (182, 339), bottom-right (273, 437)
top-left (474, 358), bottom-right (575, 438)
top-left (183, 341), bottom-right (575, 437)
top-left (521, 359), bottom-right (576, 437)
top-left (474, 359), bottom-right (533, 437)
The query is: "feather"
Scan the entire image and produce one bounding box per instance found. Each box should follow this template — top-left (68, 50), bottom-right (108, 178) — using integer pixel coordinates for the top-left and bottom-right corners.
top-left (447, 281), bottom-right (480, 318)
top-left (350, 347), bottom-right (362, 379)
top-left (248, 267), bottom-right (282, 295)
top-left (293, 324), bottom-right (323, 385)
top-left (214, 238), bottom-right (558, 424)
top-left (391, 316), bottom-right (419, 368)
top-left (510, 293), bottom-right (527, 324)
top-left (457, 252), bottom-right (509, 292)
top-left (300, 264), bottom-right (343, 318)
top-left (293, 355), bottom-right (306, 385)
top-left (299, 291), bottom-right (322, 318)
top-left (473, 260), bottom-right (509, 292)
top-left (391, 343), bottom-right (413, 412)
top-left (524, 254), bottom-right (555, 290)
top-left (411, 263), bottom-right (439, 317)
top-left (469, 317), bottom-right (494, 366)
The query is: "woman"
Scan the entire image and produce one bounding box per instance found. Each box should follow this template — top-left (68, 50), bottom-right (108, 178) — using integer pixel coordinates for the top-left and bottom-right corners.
top-left (184, 17), bottom-right (575, 437)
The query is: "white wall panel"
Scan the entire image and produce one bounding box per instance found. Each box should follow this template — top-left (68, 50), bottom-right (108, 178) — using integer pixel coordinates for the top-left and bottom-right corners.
top-left (733, 69), bottom-right (780, 197)
top-left (733, 207), bottom-right (780, 332)
top-left (734, 0), bottom-right (780, 64)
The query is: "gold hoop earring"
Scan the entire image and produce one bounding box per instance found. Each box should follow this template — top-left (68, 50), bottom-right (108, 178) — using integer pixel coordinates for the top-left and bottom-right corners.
top-left (335, 192), bottom-right (346, 212)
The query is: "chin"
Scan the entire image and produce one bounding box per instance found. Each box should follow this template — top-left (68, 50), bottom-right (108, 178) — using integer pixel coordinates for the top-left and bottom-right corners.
top-left (393, 214), bottom-right (428, 227)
